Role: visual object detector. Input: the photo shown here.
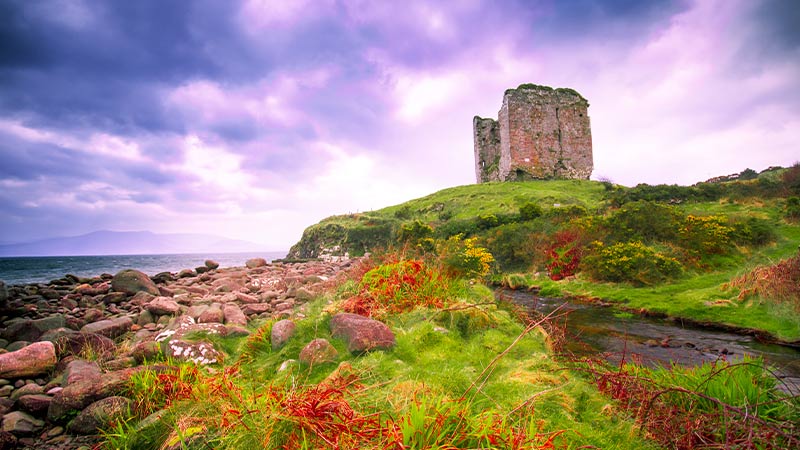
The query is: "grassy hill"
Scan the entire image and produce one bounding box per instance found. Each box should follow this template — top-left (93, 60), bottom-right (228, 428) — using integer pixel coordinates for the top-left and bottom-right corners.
top-left (289, 166), bottom-right (800, 341)
top-left (103, 167), bottom-right (800, 449)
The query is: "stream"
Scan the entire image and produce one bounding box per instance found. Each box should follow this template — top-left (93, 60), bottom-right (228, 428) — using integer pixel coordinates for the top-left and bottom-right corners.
top-left (497, 289), bottom-right (800, 394)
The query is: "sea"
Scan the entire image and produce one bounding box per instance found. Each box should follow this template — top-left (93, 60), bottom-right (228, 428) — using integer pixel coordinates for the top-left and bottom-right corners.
top-left (0, 251), bottom-right (287, 286)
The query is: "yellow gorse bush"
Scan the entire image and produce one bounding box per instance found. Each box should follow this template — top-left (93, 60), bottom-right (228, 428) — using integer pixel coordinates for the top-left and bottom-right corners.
top-left (438, 234), bottom-right (495, 278)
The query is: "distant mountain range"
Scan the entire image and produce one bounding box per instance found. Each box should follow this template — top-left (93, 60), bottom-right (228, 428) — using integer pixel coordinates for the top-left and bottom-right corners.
top-left (0, 231), bottom-right (272, 256)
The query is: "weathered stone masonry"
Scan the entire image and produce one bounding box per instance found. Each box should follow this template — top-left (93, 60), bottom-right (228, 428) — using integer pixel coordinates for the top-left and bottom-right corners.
top-left (474, 84), bottom-right (593, 182)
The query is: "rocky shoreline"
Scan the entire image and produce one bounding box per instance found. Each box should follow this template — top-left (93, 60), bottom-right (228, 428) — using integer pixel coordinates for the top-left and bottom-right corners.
top-left (0, 257), bottom-right (355, 449)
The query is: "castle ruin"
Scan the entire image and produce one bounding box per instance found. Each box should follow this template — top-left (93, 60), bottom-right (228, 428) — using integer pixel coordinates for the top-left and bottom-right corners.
top-left (474, 84), bottom-right (593, 182)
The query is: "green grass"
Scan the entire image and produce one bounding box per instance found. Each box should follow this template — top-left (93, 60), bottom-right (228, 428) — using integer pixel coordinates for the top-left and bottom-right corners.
top-left (378, 179), bottom-right (607, 222)
top-left (104, 285), bottom-right (657, 450)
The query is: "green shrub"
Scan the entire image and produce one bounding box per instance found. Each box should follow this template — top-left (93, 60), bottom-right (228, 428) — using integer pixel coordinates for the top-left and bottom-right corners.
top-left (731, 216), bottom-right (777, 246)
top-left (397, 220), bottom-right (434, 248)
top-left (782, 163), bottom-right (800, 195)
top-left (678, 214), bottom-right (735, 255)
top-left (518, 202), bottom-right (543, 221)
top-left (604, 201), bottom-right (680, 243)
top-left (786, 197), bottom-right (800, 221)
top-left (437, 234), bottom-right (495, 279)
top-left (483, 222), bottom-right (549, 272)
top-left (546, 204), bottom-right (588, 220)
top-left (394, 205), bottom-right (413, 219)
top-left (738, 168), bottom-right (758, 180)
top-left (583, 241), bottom-right (683, 285)
top-left (434, 218), bottom-right (479, 239)
top-left (477, 213), bottom-right (499, 230)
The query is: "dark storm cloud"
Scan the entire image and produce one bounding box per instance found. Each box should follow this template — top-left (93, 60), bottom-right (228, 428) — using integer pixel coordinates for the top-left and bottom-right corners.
top-left (517, 0), bottom-right (689, 44)
top-left (0, 0), bottom-right (258, 135)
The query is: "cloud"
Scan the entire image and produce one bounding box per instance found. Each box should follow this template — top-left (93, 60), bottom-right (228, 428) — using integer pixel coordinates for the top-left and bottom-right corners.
top-left (0, 0), bottom-right (797, 250)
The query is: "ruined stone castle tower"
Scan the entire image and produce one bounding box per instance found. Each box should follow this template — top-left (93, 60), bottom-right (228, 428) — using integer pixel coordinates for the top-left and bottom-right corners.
top-left (474, 84), bottom-right (593, 182)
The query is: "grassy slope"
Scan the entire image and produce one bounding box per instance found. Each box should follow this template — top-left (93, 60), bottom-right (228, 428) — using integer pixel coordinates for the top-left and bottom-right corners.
top-left (378, 179), bottom-right (607, 220)
top-left (113, 285), bottom-right (656, 449)
top-left (293, 179), bottom-right (800, 341)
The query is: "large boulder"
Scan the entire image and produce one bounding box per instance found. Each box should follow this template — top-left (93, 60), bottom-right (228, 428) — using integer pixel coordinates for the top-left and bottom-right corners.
top-left (330, 313), bottom-right (395, 354)
top-left (197, 304), bottom-right (224, 323)
top-left (163, 340), bottom-right (221, 365)
top-left (16, 394), bottom-right (52, 417)
top-left (80, 316), bottom-right (133, 339)
top-left (1, 411), bottom-right (44, 436)
top-left (271, 319), bottom-right (296, 351)
top-left (145, 297), bottom-right (181, 316)
top-left (0, 281), bottom-right (7, 308)
top-left (245, 258), bottom-right (267, 269)
top-left (299, 339), bottom-right (338, 365)
top-left (222, 304), bottom-right (247, 327)
top-left (67, 396), bottom-right (132, 435)
top-left (1, 315), bottom-right (67, 343)
top-left (204, 260), bottom-right (220, 270)
top-left (111, 269), bottom-right (159, 296)
top-left (0, 342), bottom-right (57, 378)
top-left (48, 366), bottom-right (170, 422)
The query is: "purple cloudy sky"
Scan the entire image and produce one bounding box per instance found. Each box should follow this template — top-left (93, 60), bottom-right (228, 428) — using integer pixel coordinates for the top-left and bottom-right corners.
top-left (1, 0), bottom-right (798, 250)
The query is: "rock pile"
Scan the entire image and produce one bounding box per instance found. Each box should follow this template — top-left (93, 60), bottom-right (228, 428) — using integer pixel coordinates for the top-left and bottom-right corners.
top-left (0, 257), bottom-right (356, 449)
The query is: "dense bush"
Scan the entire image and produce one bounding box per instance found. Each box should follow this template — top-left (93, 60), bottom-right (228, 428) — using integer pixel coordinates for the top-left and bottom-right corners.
top-left (518, 202), bottom-right (543, 221)
top-left (582, 241), bottom-right (683, 285)
top-left (476, 213), bottom-right (499, 230)
top-left (483, 222), bottom-right (551, 272)
top-left (786, 197), bottom-right (800, 222)
top-left (604, 201), bottom-right (680, 243)
top-left (437, 234), bottom-right (495, 279)
top-left (397, 220), bottom-right (434, 248)
top-left (545, 204), bottom-right (588, 221)
top-left (345, 220), bottom-right (397, 256)
top-left (678, 214), bottom-right (736, 255)
top-left (730, 216), bottom-right (777, 246)
top-left (435, 218), bottom-right (479, 239)
top-left (782, 163), bottom-right (800, 195)
top-left (545, 229), bottom-right (586, 280)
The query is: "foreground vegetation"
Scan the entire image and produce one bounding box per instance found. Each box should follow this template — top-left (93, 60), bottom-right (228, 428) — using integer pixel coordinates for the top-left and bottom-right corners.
top-left (289, 165), bottom-right (800, 341)
top-left (103, 248), bottom-right (799, 449)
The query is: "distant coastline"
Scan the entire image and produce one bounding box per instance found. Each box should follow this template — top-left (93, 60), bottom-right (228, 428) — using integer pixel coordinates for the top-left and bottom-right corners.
top-left (0, 251), bottom-right (287, 285)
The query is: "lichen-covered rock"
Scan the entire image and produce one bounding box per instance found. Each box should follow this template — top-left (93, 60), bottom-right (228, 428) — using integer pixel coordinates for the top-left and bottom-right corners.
top-left (271, 319), bottom-right (296, 351)
top-left (48, 366), bottom-right (169, 422)
top-left (164, 340), bottom-right (221, 365)
top-left (1, 411), bottom-right (44, 436)
top-left (129, 340), bottom-right (162, 363)
top-left (197, 304), bottom-right (223, 323)
top-left (146, 297), bottom-right (181, 316)
top-left (299, 339), bottom-right (338, 365)
top-left (16, 394), bottom-right (52, 417)
top-left (0, 341), bottom-right (57, 379)
top-left (330, 313), bottom-right (395, 354)
top-left (80, 316), bottom-right (133, 339)
top-left (111, 269), bottom-right (159, 296)
top-left (222, 304), bottom-right (247, 327)
top-left (63, 360), bottom-right (102, 386)
top-left (67, 396), bottom-right (132, 435)
top-left (1, 315), bottom-right (67, 343)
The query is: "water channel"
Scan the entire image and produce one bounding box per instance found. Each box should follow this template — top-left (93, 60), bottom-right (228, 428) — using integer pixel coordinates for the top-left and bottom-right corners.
top-left (497, 289), bottom-right (800, 393)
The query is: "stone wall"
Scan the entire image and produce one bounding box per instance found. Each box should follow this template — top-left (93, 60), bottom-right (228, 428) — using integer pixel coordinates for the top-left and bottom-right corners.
top-left (473, 117), bottom-right (502, 183)
top-left (474, 84), bottom-right (592, 182)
